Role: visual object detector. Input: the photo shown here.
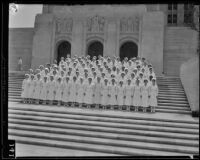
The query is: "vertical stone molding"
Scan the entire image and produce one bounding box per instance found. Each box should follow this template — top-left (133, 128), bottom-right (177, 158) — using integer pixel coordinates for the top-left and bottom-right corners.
top-left (141, 12), bottom-right (165, 76)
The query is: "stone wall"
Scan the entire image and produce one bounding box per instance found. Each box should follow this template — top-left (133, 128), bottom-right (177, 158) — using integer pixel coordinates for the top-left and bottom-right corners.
top-left (140, 12), bottom-right (165, 76)
top-left (9, 28), bottom-right (34, 71)
top-left (164, 27), bottom-right (198, 76)
top-left (180, 54), bottom-right (199, 112)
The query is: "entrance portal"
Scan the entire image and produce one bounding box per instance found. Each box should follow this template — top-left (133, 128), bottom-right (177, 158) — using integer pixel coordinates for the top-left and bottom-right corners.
top-left (119, 41), bottom-right (138, 61)
top-left (87, 41), bottom-right (103, 59)
top-left (57, 41), bottom-right (71, 63)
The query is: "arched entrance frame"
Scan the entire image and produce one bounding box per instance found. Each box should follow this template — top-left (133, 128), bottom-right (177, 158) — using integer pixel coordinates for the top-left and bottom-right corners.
top-left (54, 36), bottom-right (72, 61)
top-left (119, 37), bottom-right (139, 60)
top-left (86, 36), bottom-right (104, 57)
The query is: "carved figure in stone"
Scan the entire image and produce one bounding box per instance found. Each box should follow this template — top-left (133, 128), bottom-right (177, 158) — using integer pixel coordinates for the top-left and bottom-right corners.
top-left (120, 17), bottom-right (127, 32)
top-left (87, 18), bottom-right (92, 32)
top-left (56, 18), bottom-right (73, 33)
top-left (127, 17), bottom-right (132, 32)
top-left (66, 18), bottom-right (73, 32)
top-left (56, 19), bottom-right (62, 33)
top-left (135, 16), bottom-right (139, 31)
top-left (99, 17), bottom-right (105, 32)
top-left (87, 15), bottom-right (105, 32)
top-left (93, 15), bottom-right (99, 32)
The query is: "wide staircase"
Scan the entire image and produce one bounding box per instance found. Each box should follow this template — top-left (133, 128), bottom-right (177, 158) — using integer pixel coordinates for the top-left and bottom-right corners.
top-left (8, 73), bottom-right (199, 156)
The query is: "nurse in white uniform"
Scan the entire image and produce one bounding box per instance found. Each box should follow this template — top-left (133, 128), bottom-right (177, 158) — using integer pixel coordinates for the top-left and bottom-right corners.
top-left (21, 74), bottom-right (30, 103)
top-left (28, 74), bottom-right (35, 104)
top-left (108, 79), bottom-right (117, 109)
top-left (55, 77), bottom-right (63, 106)
top-left (84, 77), bottom-right (94, 108)
top-left (101, 78), bottom-right (109, 109)
top-left (76, 77), bottom-right (84, 107)
top-left (133, 78), bottom-right (142, 111)
top-left (141, 79), bottom-right (149, 112)
top-left (149, 78), bottom-right (158, 112)
top-left (47, 75), bottom-right (56, 105)
top-left (94, 77), bottom-right (102, 108)
top-left (62, 76), bottom-right (70, 106)
top-left (33, 73), bottom-right (42, 104)
top-left (117, 81), bottom-right (125, 110)
top-left (40, 76), bottom-right (48, 105)
top-left (124, 79), bottom-right (134, 111)
top-left (69, 76), bottom-right (78, 107)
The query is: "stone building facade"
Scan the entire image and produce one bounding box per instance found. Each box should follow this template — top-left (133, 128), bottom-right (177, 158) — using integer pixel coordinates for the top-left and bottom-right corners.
top-left (9, 4), bottom-right (198, 76)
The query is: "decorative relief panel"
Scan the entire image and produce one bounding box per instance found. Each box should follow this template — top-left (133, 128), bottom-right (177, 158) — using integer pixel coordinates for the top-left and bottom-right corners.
top-left (120, 16), bottom-right (139, 33)
top-left (86, 15), bottom-right (105, 33)
top-left (55, 18), bottom-right (73, 33)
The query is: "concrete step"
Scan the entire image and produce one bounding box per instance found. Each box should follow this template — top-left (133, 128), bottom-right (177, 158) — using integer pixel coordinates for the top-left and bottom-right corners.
top-left (8, 94), bottom-right (21, 98)
top-left (158, 86), bottom-right (183, 89)
top-left (9, 124), bottom-right (199, 147)
top-left (158, 96), bottom-right (187, 101)
top-left (8, 100), bottom-right (190, 114)
top-left (9, 135), bottom-right (190, 156)
top-left (9, 113), bottom-right (198, 135)
top-left (8, 108), bottom-right (198, 129)
top-left (9, 82), bottom-right (22, 84)
top-left (156, 106), bottom-right (190, 111)
top-left (8, 129), bottom-right (199, 155)
top-left (158, 92), bottom-right (186, 96)
top-left (159, 89), bottom-right (185, 92)
top-left (15, 143), bottom-right (120, 156)
top-left (9, 92), bottom-right (21, 96)
top-left (158, 91), bottom-right (186, 95)
top-left (158, 102), bottom-right (189, 107)
top-left (158, 99), bottom-right (189, 104)
top-left (8, 104), bottom-right (198, 124)
top-left (156, 109), bottom-right (191, 115)
top-left (8, 118), bottom-right (198, 140)
top-left (8, 99), bottom-right (21, 102)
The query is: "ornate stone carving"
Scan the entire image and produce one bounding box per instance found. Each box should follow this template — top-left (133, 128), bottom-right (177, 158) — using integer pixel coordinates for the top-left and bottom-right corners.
top-left (87, 15), bottom-right (105, 32)
top-left (56, 18), bottom-right (73, 33)
top-left (120, 16), bottom-right (139, 33)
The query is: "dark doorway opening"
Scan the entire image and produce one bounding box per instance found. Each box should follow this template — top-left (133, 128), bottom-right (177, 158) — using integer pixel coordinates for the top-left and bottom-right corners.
top-left (87, 41), bottom-right (103, 59)
top-left (119, 41), bottom-right (138, 61)
top-left (57, 41), bottom-right (71, 63)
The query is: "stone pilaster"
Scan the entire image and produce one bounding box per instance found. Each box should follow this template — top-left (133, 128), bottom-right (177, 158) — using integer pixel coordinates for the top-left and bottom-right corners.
top-left (31, 13), bottom-right (54, 70)
top-left (140, 12), bottom-right (165, 76)
top-left (105, 20), bottom-right (118, 58)
top-left (71, 18), bottom-right (84, 57)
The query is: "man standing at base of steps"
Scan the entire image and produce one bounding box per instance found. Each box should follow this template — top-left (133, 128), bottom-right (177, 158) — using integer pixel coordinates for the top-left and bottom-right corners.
top-left (17, 57), bottom-right (22, 71)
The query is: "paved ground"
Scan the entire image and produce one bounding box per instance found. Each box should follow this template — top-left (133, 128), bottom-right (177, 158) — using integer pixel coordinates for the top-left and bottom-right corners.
top-left (8, 102), bottom-right (199, 157)
top-left (8, 102), bottom-right (199, 122)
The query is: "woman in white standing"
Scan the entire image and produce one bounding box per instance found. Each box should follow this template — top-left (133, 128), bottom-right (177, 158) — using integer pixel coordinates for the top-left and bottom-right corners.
top-left (55, 77), bottom-right (63, 106)
top-left (69, 76), bottom-right (78, 107)
top-left (108, 79), bottom-right (117, 109)
top-left (76, 77), bottom-right (84, 107)
top-left (133, 78), bottom-right (142, 112)
top-left (84, 77), bottom-right (94, 108)
top-left (149, 78), bottom-right (158, 112)
top-left (124, 79), bottom-right (134, 111)
top-left (94, 76), bottom-right (102, 109)
top-left (116, 81), bottom-right (125, 110)
top-left (47, 75), bottom-right (56, 105)
top-left (33, 73), bottom-right (43, 104)
top-left (101, 79), bottom-right (109, 109)
top-left (40, 76), bottom-right (48, 105)
top-left (28, 74), bottom-right (35, 104)
top-left (21, 74), bottom-right (30, 103)
top-left (141, 79), bottom-right (149, 112)
top-left (62, 76), bottom-right (70, 106)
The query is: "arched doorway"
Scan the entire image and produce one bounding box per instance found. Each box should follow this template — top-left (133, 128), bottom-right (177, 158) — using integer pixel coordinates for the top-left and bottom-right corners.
top-left (87, 41), bottom-right (103, 59)
top-left (119, 41), bottom-right (138, 61)
top-left (57, 41), bottom-right (71, 63)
